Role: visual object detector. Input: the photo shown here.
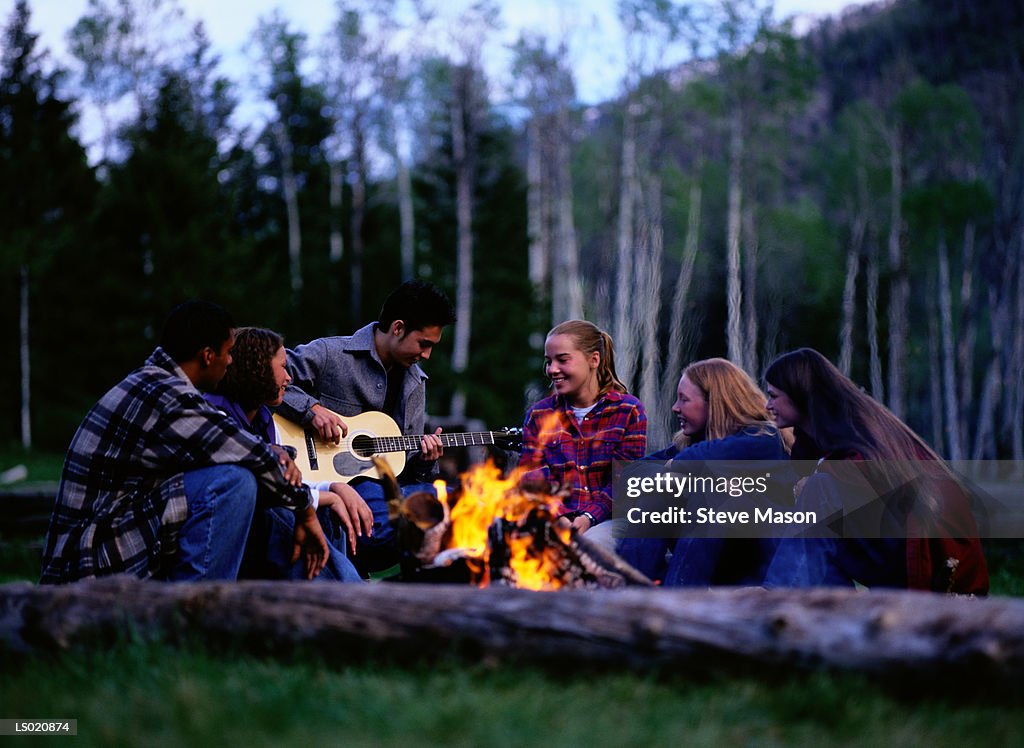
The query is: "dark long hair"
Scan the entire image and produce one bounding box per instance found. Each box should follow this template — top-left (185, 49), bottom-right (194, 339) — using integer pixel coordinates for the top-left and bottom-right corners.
top-left (217, 327), bottom-right (284, 411)
top-left (763, 348), bottom-right (943, 462)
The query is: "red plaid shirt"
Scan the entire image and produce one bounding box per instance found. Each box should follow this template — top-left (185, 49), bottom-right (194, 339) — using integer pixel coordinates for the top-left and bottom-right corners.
top-left (519, 390), bottom-right (646, 523)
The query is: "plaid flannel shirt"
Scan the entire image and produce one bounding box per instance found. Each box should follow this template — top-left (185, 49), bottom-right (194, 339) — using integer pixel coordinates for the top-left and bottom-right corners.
top-left (40, 347), bottom-right (311, 584)
top-left (519, 390), bottom-right (646, 524)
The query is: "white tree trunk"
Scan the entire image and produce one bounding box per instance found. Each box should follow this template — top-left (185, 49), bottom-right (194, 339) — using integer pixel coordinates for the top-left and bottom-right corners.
top-left (274, 122), bottom-right (302, 294)
top-left (329, 159), bottom-right (344, 265)
top-left (741, 204), bottom-right (758, 375)
top-left (638, 174), bottom-right (664, 446)
top-left (663, 182), bottom-right (703, 437)
top-left (1011, 229), bottom-right (1024, 462)
top-left (450, 75), bottom-right (474, 420)
top-left (553, 106), bottom-right (582, 323)
top-left (956, 222), bottom-right (975, 451)
top-left (938, 236), bottom-right (962, 460)
top-left (726, 106), bottom-right (744, 366)
top-left (350, 120), bottom-right (367, 322)
top-left (526, 116), bottom-right (549, 304)
top-left (839, 214), bottom-right (866, 376)
top-left (613, 105), bottom-right (638, 389)
top-left (396, 147), bottom-right (416, 282)
top-left (19, 265), bottom-right (31, 450)
top-left (927, 288), bottom-right (944, 451)
top-left (886, 132), bottom-right (906, 420)
top-left (866, 243), bottom-right (884, 401)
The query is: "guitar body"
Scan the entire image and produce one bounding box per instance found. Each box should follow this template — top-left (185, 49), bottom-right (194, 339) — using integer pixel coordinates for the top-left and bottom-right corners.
top-left (273, 410), bottom-right (407, 485)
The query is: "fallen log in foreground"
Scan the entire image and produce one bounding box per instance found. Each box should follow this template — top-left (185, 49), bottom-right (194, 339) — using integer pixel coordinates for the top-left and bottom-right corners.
top-left (2, 578), bottom-right (1022, 686)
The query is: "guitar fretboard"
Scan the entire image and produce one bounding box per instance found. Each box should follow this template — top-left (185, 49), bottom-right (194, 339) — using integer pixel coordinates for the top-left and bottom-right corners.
top-left (354, 431), bottom-right (506, 455)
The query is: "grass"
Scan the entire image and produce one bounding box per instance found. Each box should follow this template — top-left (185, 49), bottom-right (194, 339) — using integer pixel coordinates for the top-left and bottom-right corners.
top-left (0, 442), bottom-right (64, 485)
top-left (1, 639), bottom-right (1022, 748)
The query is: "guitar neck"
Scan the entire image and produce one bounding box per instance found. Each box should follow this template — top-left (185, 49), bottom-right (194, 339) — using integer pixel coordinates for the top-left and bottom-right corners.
top-left (371, 431), bottom-right (505, 454)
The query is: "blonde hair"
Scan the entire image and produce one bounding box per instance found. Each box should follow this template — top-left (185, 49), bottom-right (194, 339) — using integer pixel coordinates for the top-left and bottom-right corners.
top-left (547, 320), bottom-right (628, 396)
top-left (674, 357), bottom-right (774, 448)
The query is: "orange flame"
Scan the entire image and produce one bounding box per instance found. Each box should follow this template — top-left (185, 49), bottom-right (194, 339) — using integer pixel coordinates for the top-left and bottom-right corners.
top-left (441, 460), bottom-right (572, 590)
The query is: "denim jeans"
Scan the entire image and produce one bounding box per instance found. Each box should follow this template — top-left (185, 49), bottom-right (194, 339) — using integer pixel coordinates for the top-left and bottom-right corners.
top-left (260, 506), bottom-right (364, 583)
top-left (618, 536), bottom-right (777, 587)
top-left (763, 537), bottom-right (906, 588)
top-left (168, 464), bottom-right (258, 581)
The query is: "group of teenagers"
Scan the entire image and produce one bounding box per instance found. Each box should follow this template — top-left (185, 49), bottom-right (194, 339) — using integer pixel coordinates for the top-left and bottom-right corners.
top-left (40, 279), bottom-right (988, 595)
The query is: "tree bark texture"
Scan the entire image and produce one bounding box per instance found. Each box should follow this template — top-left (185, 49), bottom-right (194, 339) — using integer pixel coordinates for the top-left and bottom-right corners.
top-left (19, 265), bottom-right (31, 449)
top-left (329, 159), bottom-right (344, 265)
top-left (866, 243), bottom-right (885, 402)
top-left (637, 174), bottom-right (663, 447)
top-left (273, 121), bottom-right (302, 294)
top-left (726, 105), bottom-right (744, 367)
top-left (613, 105), bottom-right (639, 390)
top-left (2, 579), bottom-right (1022, 687)
top-left (938, 238), bottom-right (962, 460)
top-left (450, 66), bottom-right (475, 420)
top-left (886, 132), bottom-right (906, 420)
top-left (396, 146), bottom-right (415, 282)
top-left (350, 116), bottom-right (367, 323)
top-left (553, 105), bottom-right (582, 323)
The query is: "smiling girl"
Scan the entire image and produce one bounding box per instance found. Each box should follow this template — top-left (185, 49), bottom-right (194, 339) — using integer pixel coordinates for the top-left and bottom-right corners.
top-left (205, 327), bottom-right (370, 582)
top-left (617, 358), bottom-right (787, 586)
top-left (518, 320), bottom-right (646, 549)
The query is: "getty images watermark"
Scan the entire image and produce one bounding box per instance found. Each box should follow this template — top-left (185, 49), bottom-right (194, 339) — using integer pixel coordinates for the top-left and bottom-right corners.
top-left (612, 460), bottom-right (1024, 539)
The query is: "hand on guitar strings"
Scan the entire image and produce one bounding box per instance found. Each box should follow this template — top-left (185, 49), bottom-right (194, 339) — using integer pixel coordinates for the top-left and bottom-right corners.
top-left (420, 427), bottom-right (444, 461)
top-left (323, 482), bottom-right (375, 555)
top-left (310, 403), bottom-right (348, 445)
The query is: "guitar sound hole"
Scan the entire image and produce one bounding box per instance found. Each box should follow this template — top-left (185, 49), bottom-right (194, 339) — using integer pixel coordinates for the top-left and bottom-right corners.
top-left (351, 434), bottom-right (376, 458)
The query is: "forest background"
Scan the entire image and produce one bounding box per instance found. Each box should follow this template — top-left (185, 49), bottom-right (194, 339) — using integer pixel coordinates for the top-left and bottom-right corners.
top-left (1, 0), bottom-right (1022, 462)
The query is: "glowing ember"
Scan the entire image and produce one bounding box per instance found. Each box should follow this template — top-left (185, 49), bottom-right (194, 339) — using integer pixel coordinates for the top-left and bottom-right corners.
top-left (440, 461), bottom-right (572, 590)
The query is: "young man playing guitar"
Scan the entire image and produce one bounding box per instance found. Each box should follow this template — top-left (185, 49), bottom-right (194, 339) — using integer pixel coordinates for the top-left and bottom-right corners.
top-left (275, 280), bottom-right (457, 574)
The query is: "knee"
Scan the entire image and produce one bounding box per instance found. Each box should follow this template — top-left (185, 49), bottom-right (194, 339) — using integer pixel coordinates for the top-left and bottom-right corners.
top-left (205, 464), bottom-right (258, 513)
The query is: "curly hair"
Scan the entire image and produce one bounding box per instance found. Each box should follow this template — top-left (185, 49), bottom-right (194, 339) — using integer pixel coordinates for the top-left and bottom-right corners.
top-left (216, 327), bottom-right (284, 410)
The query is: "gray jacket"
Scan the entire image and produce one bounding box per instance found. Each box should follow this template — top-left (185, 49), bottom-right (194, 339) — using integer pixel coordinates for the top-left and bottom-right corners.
top-left (278, 323), bottom-right (434, 481)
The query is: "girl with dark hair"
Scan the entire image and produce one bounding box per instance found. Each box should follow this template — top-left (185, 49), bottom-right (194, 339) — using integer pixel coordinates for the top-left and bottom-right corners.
top-left (762, 347), bottom-right (987, 593)
top-left (618, 358), bottom-right (788, 586)
top-left (519, 320), bottom-right (646, 550)
top-left (206, 327), bottom-right (372, 582)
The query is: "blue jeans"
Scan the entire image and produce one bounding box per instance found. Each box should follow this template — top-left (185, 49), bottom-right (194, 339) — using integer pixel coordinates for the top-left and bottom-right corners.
top-left (764, 537), bottom-right (906, 588)
top-left (618, 536), bottom-right (777, 587)
top-left (350, 478), bottom-right (437, 576)
top-left (260, 506), bottom-right (364, 582)
top-left (168, 465), bottom-right (258, 581)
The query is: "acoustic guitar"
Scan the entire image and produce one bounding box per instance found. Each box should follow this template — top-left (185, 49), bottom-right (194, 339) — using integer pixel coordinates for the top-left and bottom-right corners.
top-left (273, 409), bottom-right (523, 484)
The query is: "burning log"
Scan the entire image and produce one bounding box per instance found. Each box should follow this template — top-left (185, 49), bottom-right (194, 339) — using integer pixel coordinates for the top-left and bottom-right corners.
top-left (388, 461), bottom-right (653, 589)
top-left (2, 578), bottom-right (1023, 691)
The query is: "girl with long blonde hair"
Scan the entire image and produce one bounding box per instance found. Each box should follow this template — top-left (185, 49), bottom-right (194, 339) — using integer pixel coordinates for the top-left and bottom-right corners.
top-left (618, 358), bottom-right (787, 586)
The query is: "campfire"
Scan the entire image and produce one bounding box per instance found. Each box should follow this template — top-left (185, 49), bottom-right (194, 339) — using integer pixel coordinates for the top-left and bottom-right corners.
top-left (385, 459), bottom-right (652, 590)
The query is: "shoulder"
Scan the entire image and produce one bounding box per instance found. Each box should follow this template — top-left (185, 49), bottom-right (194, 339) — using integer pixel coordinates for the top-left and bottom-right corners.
top-left (678, 426), bottom-right (786, 460)
top-left (526, 393), bottom-right (559, 413)
top-left (524, 394), bottom-right (561, 423)
top-left (594, 391), bottom-right (646, 419)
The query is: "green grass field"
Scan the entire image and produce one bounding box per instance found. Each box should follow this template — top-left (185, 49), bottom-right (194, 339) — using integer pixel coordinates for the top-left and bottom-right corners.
top-left (2, 640), bottom-right (1022, 748)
